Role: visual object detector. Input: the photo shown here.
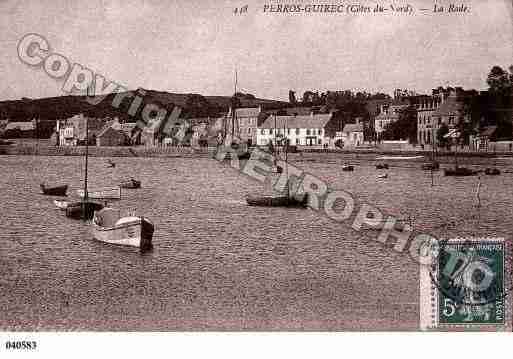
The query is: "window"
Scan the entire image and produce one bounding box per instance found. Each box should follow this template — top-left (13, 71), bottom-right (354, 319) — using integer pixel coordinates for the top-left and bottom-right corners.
top-left (270, 128), bottom-right (273, 135)
top-left (260, 129), bottom-right (265, 135)
top-left (306, 129), bottom-right (311, 135)
top-left (318, 139), bottom-right (321, 145)
top-left (296, 138), bottom-right (300, 145)
top-left (287, 129), bottom-right (290, 135)
top-left (248, 128), bottom-right (251, 134)
top-left (296, 128), bottom-right (300, 135)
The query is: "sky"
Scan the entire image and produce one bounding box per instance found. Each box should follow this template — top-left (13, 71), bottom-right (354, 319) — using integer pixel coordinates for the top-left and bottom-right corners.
top-left (0, 0), bottom-right (512, 101)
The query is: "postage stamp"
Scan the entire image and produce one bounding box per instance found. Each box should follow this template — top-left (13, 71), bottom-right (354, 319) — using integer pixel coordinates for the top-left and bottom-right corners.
top-left (420, 237), bottom-right (511, 331)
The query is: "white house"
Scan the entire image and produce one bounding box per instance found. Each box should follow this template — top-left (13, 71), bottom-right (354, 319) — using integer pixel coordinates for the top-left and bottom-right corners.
top-left (338, 123), bottom-right (364, 147)
top-left (256, 113), bottom-right (335, 147)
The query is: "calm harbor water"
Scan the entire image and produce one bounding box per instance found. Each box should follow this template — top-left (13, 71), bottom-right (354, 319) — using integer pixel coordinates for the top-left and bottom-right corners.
top-left (0, 153), bottom-right (512, 330)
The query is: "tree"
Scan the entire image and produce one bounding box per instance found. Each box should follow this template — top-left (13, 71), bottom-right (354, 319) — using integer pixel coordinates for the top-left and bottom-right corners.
top-left (487, 66), bottom-right (511, 94)
top-left (381, 105), bottom-right (417, 143)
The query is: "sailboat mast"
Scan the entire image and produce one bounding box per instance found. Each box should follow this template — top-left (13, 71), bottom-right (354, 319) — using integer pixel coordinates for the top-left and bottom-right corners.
top-left (84, 88), bottom-right (89, 203)
top-left (285, 116), bottom-right (289, 198)
top-left (231, 70), bottom-right (237, 142)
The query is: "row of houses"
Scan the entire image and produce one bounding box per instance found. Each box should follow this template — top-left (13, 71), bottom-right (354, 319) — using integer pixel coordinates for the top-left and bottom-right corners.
top-left (47, 107), bottom-right (365, 149)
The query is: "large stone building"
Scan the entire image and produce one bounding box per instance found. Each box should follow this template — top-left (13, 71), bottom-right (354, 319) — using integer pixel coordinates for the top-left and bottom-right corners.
top-left (57, 114), bottom-right (105, 146)
top-left (225, 106), bottom-right (262, 146)
top-left (417, 87), bottom-right (471, 146)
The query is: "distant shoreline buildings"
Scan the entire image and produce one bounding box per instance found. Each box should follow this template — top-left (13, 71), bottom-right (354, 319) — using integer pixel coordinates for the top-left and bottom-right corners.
top-left (1, 84), bottom-right (512, 152)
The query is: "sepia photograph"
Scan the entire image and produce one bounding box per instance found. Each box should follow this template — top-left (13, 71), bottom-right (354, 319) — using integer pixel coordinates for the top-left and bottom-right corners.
top-left (0, 0), bottom-right (512, 350)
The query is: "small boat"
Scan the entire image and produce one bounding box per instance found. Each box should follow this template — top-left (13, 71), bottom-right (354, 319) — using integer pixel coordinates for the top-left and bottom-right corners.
top-left (119, 178), bottom-right (141, 189)
top-left (484, 168), bottom-right (501, 176)
top-left (77, 187), bottom-right (121, 200)
top-left (376, 156), bottom-right (424, 160)
top-left (106, 160), bottom-right (116, 168)
top-left (342, 165), bottom-right (354, 172)
top-left (377, 173), bottom-right (388, 179)
top-left (444, 167), bottom-right (477, 177)
top-left (376, 163), bottom-right (389, 170)
top-left (65, 201), bottom-right (105, 220)
top-left (40, 183), bottom-right (68, 196)
top-left (421, 162), bottom-right (440, 171)
top-left (54, 199), bottom-right (71, 210)
top-left (246, 194), bottom-right (309, 208)
top-left (92, 208), bottom-right (154, 251)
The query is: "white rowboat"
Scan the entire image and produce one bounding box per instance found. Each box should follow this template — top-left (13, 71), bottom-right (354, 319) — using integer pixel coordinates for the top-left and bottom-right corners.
top-left (54, 200), bottom-right (70, 210)
top-left (77, 187), bottom-right (121, 200)
top-left (92, 208), bottom-right (154, 250)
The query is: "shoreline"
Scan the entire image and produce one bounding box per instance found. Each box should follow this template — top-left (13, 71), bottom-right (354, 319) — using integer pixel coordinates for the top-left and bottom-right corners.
top-left (1, 144), bottom-right (512, 159)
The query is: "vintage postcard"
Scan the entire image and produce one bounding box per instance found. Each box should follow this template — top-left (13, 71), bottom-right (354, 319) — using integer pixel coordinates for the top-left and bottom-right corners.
top-left (0, 0), bottom-right (512, 345)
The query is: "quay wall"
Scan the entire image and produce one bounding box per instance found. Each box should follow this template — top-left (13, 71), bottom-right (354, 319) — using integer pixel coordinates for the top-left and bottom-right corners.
top-left (1, 144), bottom-right (512, 159)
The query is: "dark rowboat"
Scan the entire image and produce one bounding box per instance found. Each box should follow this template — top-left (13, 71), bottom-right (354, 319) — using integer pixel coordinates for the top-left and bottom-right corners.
top-left (342, 165), bottom-right (354, 171)
top-left (65, 201), bottom-right (105, 220)
top-left (376, 163), bottom-right (389, 170)
top-left (246, 194), bottom-right (309, 208)
top-left (119, 178), bottom-right (141, 189)
top-left (40, 183), bottom-right (68, 196)
top-left (484, 168), bottom-right (501, 176)
top-left (444, 167), bottom-right (477, 177)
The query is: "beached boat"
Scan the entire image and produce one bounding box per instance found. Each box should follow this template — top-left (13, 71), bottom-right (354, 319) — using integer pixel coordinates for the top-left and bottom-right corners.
top-left (376, 163), bottom-right (389, 169)
top-left (77, 187), bottom-right (121, 200)
top-left (342, 165), bottom-right (354, 171)
top-left (92, 208), bottom-right (154, 251)
top-left (40, 183), bottom-right (68, 196)
top-left (377, 173), bottom-right (388, 179)
top-left (246, 194), bottom-right (308, 208)
top-left (119, 178), bottom-right (141, 189)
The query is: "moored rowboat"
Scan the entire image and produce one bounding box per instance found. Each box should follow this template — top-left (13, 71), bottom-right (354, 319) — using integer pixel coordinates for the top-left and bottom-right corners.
top-left (119, 178), bottom-right (141, 189)
top-left (246, 194), bottom-right (309, 208)
top-left (65, 201), bottom-right (105, 220)
top-left (40, 183), bottom-right (68, 196)
top-left (54, 199), bottom-right (71, 210)
top-left (92, 208), bottom-right (154, 251)
top-left (77, 187), bottom-right (121, 199)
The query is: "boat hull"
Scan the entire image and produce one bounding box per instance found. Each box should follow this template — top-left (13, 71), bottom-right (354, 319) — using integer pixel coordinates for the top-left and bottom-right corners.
top-left (246, 195), bottom-right (308, 208)
top-left (65, 201), bottom-right (105, 220)
top-left (92, 217), bottom-right (154, 250)
top-left (119, 180), bottom-right (141, 189)
top-left (41, 184), bottom-right (68, 196)
top-left (444, 168), bottom-right (477, 176)
top-left (77, 187), bottom-right (121, 199)
top-left (54, 200), bottom-right (70, 210)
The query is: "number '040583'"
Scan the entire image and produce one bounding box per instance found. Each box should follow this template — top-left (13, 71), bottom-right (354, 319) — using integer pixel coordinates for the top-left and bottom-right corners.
top-left (5, 341), bottom-right (37, 350)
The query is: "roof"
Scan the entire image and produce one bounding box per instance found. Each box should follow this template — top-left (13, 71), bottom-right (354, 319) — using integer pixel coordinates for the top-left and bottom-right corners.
top-left (5, 122), bottom-right (35, 131)
top-left (235, 107), bottom-right (261, 118)
top-left (97, 124), bottom-right (125, 138)
top-left (343, 124), bottom-right (364, 133)
top-left (260, 114), bottom-right (332, 129)
top-left (480, 126), bottom-right (497, 137)
top-left (432, 97), bottom-right (463, 117)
